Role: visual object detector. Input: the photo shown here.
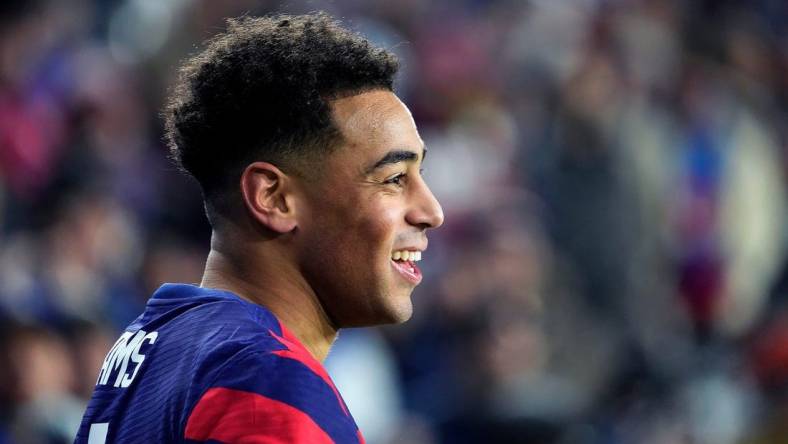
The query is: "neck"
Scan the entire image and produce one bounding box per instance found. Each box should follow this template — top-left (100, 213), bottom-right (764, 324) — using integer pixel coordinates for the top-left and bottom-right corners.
top-left (200, 234), bottom-right (338, 363)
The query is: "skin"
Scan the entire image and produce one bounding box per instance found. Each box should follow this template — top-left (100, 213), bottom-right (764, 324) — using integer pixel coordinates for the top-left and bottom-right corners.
top-left (201, 90), bottom-right (444, 362)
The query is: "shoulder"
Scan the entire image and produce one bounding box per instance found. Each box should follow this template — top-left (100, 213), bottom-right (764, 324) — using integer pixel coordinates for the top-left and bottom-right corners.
top-left (185, 342), bottom-right (362, 444)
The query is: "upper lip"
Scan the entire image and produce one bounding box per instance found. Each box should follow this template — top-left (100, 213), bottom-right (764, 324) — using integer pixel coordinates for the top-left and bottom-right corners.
top-left (391, 241), bottom-right (428, 252)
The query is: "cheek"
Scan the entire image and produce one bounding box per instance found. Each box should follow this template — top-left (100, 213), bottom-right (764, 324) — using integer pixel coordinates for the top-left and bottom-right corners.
top-left (353, 204), bottom-right (400, 255)
top-left (302, 190), bottom-right (403, 279)
top-left (325, 202), bottom-right (402, 288)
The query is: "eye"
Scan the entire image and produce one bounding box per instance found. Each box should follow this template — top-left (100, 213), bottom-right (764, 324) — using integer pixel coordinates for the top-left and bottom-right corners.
top-left (384, 173), bottom-right (406, 186)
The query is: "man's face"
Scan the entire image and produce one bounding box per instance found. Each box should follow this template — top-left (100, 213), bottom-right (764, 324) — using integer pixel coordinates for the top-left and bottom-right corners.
top-left (295, 90), bottom-right (443, 327)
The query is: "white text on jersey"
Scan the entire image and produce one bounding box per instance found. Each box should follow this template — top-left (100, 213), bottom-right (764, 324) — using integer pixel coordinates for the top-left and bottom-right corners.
top-left (96, 330), bottom-right (158, 388)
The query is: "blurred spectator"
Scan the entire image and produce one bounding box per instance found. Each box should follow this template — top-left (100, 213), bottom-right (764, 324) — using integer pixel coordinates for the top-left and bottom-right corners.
top-left (1, 323), bottom-right (84, 443)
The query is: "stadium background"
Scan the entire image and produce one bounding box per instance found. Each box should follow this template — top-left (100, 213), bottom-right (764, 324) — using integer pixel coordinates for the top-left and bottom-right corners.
top-left (2, 0), bottom-right (788, 443)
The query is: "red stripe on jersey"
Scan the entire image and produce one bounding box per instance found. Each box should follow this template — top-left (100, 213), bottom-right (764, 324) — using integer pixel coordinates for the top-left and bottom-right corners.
top-left (184, 387), bottom-right (334, 444)
top-left (269, 325), bottom-right (350, 416)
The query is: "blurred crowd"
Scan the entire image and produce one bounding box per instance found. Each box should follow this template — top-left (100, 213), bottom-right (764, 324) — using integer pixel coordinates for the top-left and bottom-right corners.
top-left (1, 0), bottom-right (788, 443)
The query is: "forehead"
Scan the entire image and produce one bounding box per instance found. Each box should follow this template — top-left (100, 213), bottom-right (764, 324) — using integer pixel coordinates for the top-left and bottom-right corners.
top-left (329, 90), bottom-right (423, 159)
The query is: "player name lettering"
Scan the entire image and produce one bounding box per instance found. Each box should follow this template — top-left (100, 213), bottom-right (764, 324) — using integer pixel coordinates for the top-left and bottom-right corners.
top-left (96, 330), bottom-right (158, 388)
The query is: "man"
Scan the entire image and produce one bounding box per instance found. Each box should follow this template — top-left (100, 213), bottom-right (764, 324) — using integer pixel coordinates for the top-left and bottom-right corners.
top-left (74, 13), bottom-right (443, 443)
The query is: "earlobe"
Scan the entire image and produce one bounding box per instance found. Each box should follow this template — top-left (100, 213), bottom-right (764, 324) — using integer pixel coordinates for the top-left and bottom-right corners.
top-left (240, 162), bottom-right (298, 234)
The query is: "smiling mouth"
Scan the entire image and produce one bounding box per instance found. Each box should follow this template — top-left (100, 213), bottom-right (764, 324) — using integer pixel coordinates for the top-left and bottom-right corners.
top-left (390, 250), bottom-right (422, 285)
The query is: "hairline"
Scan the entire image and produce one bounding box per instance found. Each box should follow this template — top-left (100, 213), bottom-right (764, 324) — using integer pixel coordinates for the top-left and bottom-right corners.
top-left (204, 86), bottom-right (396, 228)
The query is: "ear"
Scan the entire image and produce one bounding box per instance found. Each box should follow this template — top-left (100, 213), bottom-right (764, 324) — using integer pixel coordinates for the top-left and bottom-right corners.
top-left (240, 162), bottom-right (298, 233)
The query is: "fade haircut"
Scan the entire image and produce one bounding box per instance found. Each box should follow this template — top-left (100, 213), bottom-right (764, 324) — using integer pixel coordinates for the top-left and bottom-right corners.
top-left (164, 13), bottom-right (399, 222)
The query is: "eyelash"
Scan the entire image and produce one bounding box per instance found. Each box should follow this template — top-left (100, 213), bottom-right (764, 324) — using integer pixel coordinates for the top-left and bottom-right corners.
top-left (384, 169), bottom-right (424, 187)
top-left (384, 173), bottom-right (406, 186)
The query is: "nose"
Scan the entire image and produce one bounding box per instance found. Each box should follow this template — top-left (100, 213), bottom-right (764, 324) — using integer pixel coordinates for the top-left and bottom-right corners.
top-left (407, 177), bottom-right (444, 230)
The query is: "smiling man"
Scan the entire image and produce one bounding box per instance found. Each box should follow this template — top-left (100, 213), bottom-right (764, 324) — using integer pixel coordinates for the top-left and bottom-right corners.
top-left (74, 13), bottom-right (443, 444)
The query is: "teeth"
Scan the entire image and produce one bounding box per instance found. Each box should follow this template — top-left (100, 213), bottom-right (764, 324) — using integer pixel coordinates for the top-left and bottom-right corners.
top-left (391, 250), bottom-right (422, 262)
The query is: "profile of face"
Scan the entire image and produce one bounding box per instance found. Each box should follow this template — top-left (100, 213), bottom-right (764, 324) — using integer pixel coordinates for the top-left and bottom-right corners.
top-left (295, 90), bottom-right (444, 328)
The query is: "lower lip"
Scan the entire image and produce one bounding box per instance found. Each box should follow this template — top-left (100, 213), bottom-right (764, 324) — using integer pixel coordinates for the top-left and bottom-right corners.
top-left (391, 259), bottom-right (422, 285)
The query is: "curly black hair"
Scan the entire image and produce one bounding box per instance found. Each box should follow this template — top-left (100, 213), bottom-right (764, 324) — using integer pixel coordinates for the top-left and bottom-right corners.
top-left (164, 12), bottom-right (399, 217)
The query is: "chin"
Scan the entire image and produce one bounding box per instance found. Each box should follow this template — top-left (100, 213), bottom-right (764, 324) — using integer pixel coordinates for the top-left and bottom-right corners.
top-left (379, 305), bottom-right (413, 325)
top-left (341, 294), bottom-right (414, 328)
top-left (375, 293), bottom-right (414, 325)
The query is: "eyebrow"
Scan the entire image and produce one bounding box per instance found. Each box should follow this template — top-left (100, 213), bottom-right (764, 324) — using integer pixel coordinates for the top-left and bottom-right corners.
top-left (366, 147), bottom-right (427, 174)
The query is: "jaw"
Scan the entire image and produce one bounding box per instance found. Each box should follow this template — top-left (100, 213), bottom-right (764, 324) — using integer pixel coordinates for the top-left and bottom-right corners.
top-left (297, 257), bottom-right (410, 328)
top-left (369, 287), bottom-right (414, 325)
top-left (337, 262), bottom-right (417, 327)
top-left (293, 227), bottom-right (420, 327)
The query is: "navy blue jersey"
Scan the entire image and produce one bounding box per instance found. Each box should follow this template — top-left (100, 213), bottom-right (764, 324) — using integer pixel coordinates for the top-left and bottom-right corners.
top-left (75, 283), bottom-right (364, 443)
